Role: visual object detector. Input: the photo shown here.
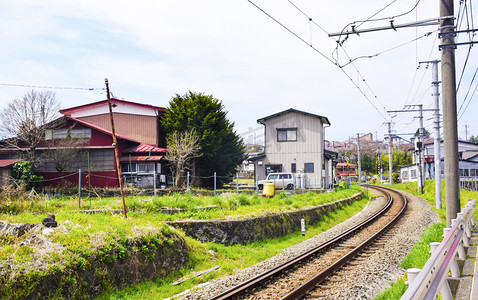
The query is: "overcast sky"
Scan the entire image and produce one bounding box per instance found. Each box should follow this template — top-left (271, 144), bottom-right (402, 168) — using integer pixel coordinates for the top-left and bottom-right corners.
top-left (1, 0), bottom-right (477, 143)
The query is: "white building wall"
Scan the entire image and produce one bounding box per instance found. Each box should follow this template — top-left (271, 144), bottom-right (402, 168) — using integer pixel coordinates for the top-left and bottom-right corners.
top-left (71, 102), bottom-right (158, 118)
top-left (257, 111), bottom-right (326, 188)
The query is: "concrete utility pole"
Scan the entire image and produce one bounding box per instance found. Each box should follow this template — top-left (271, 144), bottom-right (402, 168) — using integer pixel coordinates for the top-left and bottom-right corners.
top-left (386, 122), bottom-right (393, 185)
top-left (418, 104), bottom-right (425, 194)
top-left (440, 0), bottom-right (460, 226)
top-left (388, 104), bottom-right (435, 193)
top-left (357, 133), bottom-right (362, 183)
top-left (431, 60), bottom-right (443, 209)
top-left (465, 123), bottom-right (469, 141)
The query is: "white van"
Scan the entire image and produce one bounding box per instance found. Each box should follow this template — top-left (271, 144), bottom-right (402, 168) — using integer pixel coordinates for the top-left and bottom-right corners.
top-left (257, 172), bottom-right (295, 190)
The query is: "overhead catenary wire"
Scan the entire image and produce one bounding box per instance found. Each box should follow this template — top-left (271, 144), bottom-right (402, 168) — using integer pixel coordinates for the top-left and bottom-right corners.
top-left (458, 67), bottom-right (478, 120)
top-left (249, 0), bottom-right (391, 121)
top-left (0, 83), bottom-right (105, 91)
top-left (246, 0), bottom-right (336, 66)
top-left (334, 0), bottom-right (423, 46)
top-left (336, 30), bottom-right (436, 68)
top-left (250, 1), bottom-right (439, 127)
top-left (283, 0), bottom-right (393, 120)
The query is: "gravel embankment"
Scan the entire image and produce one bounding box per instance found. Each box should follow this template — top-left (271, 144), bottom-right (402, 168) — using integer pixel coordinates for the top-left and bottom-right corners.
top-left (171, 189), bottom-right (439, 300)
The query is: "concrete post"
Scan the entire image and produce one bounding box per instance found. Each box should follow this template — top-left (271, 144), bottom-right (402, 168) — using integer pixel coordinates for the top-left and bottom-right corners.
top-left (78, 168), bottom-right (82, 208)
top-left (406, 268), bottom-right (421, 286)
top-left (440, 0), bottom-right (460, 226)
top-left (431, 60), bottom-right (443, 209)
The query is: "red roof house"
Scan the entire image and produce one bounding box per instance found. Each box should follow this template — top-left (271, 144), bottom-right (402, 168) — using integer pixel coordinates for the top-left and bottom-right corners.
top-left (0, 99), bottom-right (169, 188)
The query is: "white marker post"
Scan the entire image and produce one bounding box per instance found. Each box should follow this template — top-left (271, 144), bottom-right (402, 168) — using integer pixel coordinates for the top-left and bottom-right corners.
top-left (301, 218), bottom-right (306, 236)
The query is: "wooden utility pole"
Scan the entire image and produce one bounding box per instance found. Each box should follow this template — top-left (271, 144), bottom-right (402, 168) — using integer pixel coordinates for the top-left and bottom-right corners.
top-left (105, 79), bottom-right (128, 218)
top-left (440, 0), bottom-right (459, 226)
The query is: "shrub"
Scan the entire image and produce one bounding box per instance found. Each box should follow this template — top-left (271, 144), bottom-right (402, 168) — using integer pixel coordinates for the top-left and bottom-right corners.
top-left (12, 161), bottom-right (43, 190)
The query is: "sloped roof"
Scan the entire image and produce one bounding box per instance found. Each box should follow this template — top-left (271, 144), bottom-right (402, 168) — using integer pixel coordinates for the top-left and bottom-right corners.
top-left (123, 143), bottom-right (168, 154)
top-left (257, 108), bottom-right (330, 125)
top-left (120, 155), bottom-right (163, 162)
top-left (60, 98), bottom-right (165, 116)
top-left (0, 158), bottom-right (23, 168)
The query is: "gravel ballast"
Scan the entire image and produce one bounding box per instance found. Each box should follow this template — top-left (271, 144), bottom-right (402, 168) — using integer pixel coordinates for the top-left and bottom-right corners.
top-left (171, 189), bottom-right (439, 300)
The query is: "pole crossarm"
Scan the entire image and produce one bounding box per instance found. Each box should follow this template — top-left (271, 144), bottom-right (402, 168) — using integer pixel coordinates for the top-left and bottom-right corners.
top-left (387, 109), bottom-right (436, 113)
top-left (438, 28), bottom-right (478, 37)
top-left (328, 16), bottom-right (452, 37)
top-left (439, 40), bottom-right (478, 49)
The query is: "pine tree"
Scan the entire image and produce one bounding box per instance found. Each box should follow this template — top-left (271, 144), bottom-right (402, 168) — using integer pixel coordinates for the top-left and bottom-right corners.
top-left (162, 91), bottom-right (246, 187)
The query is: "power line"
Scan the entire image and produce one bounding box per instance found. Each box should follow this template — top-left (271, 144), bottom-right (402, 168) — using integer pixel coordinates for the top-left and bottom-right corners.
top-left (246, 0), bottom-right (336, 65)
top-left (0, 83), bottom-right (105, 91)
top-left (285, 0), bottom-right (394, 120)
top-left (458, 67), bottom-right (478, 120)
top-left (337, 30), bottom-right (436, 68)
top-left (338, 67), bottom-right (390, 121)
top-left (456, 44), bottom-right (473, 93)
top-left (287, 0), bottom-right (329, 36)
top-left (335, 0), bottom-right (423, 44)
top-left (248, 0), bottom-right (390, 121)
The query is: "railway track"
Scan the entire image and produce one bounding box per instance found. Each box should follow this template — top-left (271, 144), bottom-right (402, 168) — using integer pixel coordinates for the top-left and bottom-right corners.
top-left (209, 185), bottom-right (407, 300)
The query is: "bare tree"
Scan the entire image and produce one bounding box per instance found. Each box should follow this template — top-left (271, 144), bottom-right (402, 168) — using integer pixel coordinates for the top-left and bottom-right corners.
top-left (42, 138), bottom-right (88, 173)
top-left (165, 130), bottom-right (201, 188)
top-left (0, 90), bottom-right (61, 164)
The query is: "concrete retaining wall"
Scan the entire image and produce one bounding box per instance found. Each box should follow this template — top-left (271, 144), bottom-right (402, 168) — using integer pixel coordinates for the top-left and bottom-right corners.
top-left (167, 192), bottom-right (363, 245)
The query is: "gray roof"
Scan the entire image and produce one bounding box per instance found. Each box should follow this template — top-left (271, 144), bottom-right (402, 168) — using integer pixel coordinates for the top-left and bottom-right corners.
top-left (257, 108), bottom-right (330, 125)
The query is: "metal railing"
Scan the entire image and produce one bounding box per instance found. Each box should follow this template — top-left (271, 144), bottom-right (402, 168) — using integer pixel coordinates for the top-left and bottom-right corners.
top-left (401, 199), bottom-right (476, 300)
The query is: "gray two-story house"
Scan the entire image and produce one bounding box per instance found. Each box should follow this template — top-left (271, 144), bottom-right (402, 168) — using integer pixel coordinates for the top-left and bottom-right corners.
top-left (251, 108), bottom-right (337, 189)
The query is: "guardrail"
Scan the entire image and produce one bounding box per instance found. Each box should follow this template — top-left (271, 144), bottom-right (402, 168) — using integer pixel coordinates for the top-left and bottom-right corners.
top-left (401, 199), bottom-right (476, 300)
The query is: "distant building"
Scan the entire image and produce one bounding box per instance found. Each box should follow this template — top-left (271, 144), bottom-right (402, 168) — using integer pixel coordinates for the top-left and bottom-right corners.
top-left (0, 158), bottom-right (23, 187)
top-left (0, 99), bottom-right (169, 188)
top-left (249, 108), bottom-right (337, 189)
top-left (400, 139), bottom-right (478, 182)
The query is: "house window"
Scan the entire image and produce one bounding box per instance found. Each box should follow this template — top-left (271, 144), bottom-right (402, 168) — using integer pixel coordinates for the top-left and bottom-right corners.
top-left (277, 128), bottom-right (297, 142)
top-left (138, 163), bottom-right (155, 173)
top-left (70, 128), bottom-right (92, 139)
top-left (471, 169), bottom-right (477, 177)
top-left (89, 149), bottom-right (115, 172)
top-left (304, 163), bottom-right (314, 173)
top-left (45, 128), bottom-right (92, 140)
top-left (121, 162), bottom-right (137, 173)
top-left (291, 163), bottom-right (296, 173)
top-left (411, 169), bottom-right (417, 179)
top-left (266, 164), bottom-right (282, 175)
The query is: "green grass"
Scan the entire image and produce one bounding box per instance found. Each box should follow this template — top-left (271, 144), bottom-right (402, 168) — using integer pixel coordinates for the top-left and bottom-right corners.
top-left (1, 185), bottom-right (363, 222)
top-left (0, 185), bottom-right (365, 298)
top-left (373, 180), bottom-right (478, 299)
top-left (97, 195), bottom-right (372, 299)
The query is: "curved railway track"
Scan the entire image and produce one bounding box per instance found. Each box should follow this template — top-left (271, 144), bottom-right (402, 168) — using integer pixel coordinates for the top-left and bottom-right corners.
top-left (209, 185), bottom-right (408, 300)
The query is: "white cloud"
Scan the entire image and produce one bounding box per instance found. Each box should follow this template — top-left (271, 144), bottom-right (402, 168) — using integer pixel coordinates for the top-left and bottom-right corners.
top-left (0, 0), bottom-right (475, 141)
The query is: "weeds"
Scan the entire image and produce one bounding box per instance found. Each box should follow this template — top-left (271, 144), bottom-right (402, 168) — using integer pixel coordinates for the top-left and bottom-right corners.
top-left (1, 185), bottom-right (364, 298)
top-left (373, 181), bottom-right (478, 299)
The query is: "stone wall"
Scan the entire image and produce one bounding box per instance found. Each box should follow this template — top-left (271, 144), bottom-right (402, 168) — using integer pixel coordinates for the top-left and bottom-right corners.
top-left (24, 237), bottom-right (189, 299)
top-left (167, 192), bottom-right (363, 245)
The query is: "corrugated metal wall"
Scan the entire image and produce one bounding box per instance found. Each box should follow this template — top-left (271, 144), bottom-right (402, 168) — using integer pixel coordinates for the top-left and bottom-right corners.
top-left (78, 113), bottom-right (157, 145)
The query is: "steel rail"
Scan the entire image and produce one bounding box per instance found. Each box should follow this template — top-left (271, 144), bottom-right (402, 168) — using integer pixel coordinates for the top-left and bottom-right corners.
top-left (281, 185), bottom-right (408, 300)
top-left (209, 185), bottom-right (404, 300)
